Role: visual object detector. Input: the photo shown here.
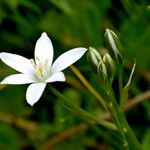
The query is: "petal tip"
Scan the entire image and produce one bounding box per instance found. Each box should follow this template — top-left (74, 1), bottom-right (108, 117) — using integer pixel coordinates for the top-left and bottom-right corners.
top-left (0, 82), bottom-right (5, 85)
top-left (79, 47), bottom-right (88, 56)
top-left (83, 48), bottom-right (88, 52)
top-left (26, 94), bottom-right (36, 107)
top-left (79, 47), bottom-right (88, 53)
top-left (27, 98), bottom-right (36, 106)
top-left (26, 83), bottom-right (46, 107)
top-left (0, 79), bottom-right (7, 85)
top-left (28, 102), bottom-right (35, 107)
top-left (41, 32), bottom-right (48, 37)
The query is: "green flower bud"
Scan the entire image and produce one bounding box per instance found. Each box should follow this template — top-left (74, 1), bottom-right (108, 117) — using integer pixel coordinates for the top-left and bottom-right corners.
top-left (103, 53), bottom-right (115, 84)
top-left (97, 61), bottom-right (108, 91)
top-left (87, 47), bottom-right (102, 73)
top-left (105, 28), bottom-right (123, 63)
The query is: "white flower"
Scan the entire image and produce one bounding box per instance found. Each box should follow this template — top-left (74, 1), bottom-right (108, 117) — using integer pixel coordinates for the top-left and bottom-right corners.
top-left (0, 32), bottom-right (87, 106)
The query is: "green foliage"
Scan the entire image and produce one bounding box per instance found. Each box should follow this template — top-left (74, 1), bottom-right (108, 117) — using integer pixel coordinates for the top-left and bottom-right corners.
top-left (0, 86), bottom-right (25, 114)
top-left (0, 123), bottom-right (20, 150)
top-left (142, 128), bottom-right (150, 150)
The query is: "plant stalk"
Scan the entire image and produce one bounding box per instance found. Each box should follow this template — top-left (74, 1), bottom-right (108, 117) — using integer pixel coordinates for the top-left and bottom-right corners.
top-left (118, 111), bottom-right (142, 150)
top-left (109, 86), bottom-right (141, 149)
top-left (48, 85), bottom-right (117, 130)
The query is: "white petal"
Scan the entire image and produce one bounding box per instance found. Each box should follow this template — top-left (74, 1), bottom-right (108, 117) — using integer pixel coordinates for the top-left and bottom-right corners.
top-left (46, 72), bottom-right (65, 83)
top-left (35, 32), bottom-right (53, 67)
top-left (51, 47), bottom-right (87, 73)
top-left (26, 83), bottom-right (46, 106)
top-left (0, 52), bottom-right (34, 75)
top-left (1, 74), bottom-right (36, 85)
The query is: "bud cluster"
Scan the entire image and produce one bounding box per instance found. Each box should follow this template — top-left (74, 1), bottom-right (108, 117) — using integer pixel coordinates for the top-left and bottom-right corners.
top-left (87, 28), bottom-right (124, 91)
top-left (87, 47), bottom-right (115, 91)
top-left (87, 29), bottom-right (140, 150)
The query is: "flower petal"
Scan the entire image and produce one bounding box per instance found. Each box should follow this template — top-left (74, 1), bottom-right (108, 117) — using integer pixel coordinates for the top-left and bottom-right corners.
top-left (46, 72), bottom-right (65, 83)
top-left (35, 32), bottom-right (53, 67)
top-left (51, 48), bottom-right (87, 73)
top-left (1, 74), bottom-right (36, 85)
top-left (26, 83), bottom-right (46, 106)
top-left (0, 52), bottom-right (34, 75)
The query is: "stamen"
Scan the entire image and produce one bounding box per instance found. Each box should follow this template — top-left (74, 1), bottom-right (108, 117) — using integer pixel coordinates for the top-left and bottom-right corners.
top-left (30, 59), bottom-right (36, 69)
top-left (35, 57), bottom-right (40, 61)
top-left (38, 66), bottom-right (43, 76)
top-left (44, 59), bottom-right (48, 67)
top-left (31, 57), bottom-right (47, 78)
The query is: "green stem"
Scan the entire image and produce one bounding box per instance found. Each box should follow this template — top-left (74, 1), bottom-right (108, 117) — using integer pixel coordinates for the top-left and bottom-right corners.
top-left (108, 87), bottom-right (129, 150)
top-left (118, 111), bottom-right (142, 150)
top-left (118, 65), bottom-right (123, 98)
top-left (117, 65), bottom-right (141, 149)
top-left (108, 86), bottom-right (141, 150)
top-left (48, 85), bottom-right (117, 130)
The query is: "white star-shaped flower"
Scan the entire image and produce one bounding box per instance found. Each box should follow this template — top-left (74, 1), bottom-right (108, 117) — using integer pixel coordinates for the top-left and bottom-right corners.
top-left (0, 33), bottom-right (87, 106)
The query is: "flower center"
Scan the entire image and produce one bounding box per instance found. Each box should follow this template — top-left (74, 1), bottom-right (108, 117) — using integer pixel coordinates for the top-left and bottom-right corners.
top-left (30, 57), bottom-right (50, 81)
top-left (38, 66), bottom-right (43, 76)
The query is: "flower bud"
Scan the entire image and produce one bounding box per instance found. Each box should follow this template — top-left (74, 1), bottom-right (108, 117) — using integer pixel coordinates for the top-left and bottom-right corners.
top-left (87, 47), bottom-right (102, 73)
top-left (103, 53), bottom-right (115, 83)
top-left (105, 28), bottom-right (123, 63)
top-left (97, 61), bottom-right (108, 91)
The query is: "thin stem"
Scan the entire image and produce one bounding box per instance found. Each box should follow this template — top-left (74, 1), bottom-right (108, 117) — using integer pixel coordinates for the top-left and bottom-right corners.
top-left (70, 65), bottom-right (107, 111)
top-left (108, 87), bottom-right (129, 150)
top-left (109, 83), bottom-right (142, 150)
top-left (48, 85), bottom-right (117, 130)
top-left (116, 64), bottom-right (142, 149)
top-left (118, 111), bottom-right (142, 150)
top-left (118, 65), bottom-right (123, 101)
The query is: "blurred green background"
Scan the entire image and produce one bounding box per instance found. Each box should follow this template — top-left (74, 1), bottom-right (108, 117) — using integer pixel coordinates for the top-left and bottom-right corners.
top-left (0, 0), bottom-right (150, 150)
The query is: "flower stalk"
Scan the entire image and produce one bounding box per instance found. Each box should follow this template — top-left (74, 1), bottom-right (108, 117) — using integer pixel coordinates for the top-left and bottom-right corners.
top-left (118, 111), bottom-right (142, 150)
top-left (48, 85), bottom-right (117, 130)
top-left (87, 28), bottom-right (142, 149)
top-left (104, 29), bottom-right (142, 150)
